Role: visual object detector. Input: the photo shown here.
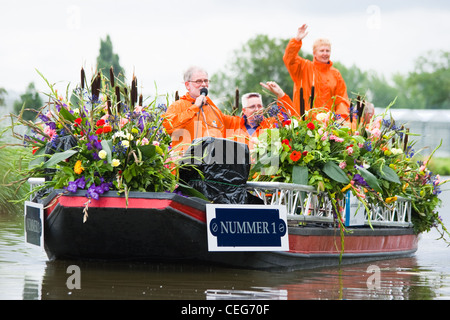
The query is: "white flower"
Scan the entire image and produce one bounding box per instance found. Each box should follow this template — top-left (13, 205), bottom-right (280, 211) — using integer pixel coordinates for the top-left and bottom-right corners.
top-left (121, 140), bottom-right (130, 148)
top-left (391, 148), bottom-right (403, 155)
top-left (112, 159), bottom-right (121, 167)
top-left (98, 150), bottom-right (107, 160)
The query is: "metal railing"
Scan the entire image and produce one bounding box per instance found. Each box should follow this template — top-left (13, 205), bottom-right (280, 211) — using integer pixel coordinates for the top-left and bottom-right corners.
top-left (246, 181), bottom-right (412, 227)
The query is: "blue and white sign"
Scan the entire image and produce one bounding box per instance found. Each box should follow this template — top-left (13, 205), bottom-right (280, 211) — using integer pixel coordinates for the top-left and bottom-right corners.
top-left (24, 201), bottom-right (44, 248)
top-left (344, 191), bottom-right (366, 227)
top-left (206, 204), bottom-right (289, 252)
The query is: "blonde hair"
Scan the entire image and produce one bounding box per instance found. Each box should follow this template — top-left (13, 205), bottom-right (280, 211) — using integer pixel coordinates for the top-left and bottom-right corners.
top-left (313, 38), bottom-right (331, 53)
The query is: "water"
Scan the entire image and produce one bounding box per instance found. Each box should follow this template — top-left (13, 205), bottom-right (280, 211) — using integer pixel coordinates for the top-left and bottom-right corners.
top-left (1, 191), bottom-right (449, 301)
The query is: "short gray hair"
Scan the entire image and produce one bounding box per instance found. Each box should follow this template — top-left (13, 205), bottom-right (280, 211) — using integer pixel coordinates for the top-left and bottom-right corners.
top-left (241, 92), bottom-right (262, 109)
top-left (183, 66), bottom-right (208, 82)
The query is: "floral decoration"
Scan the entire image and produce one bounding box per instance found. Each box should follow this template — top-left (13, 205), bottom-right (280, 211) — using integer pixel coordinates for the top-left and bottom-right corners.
top-left (250, 99), bottom-right (449, 238)
top-left (7, 69), bottom-right (178, 220)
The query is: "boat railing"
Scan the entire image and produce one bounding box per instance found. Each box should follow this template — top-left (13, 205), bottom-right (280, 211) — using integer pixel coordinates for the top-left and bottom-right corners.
top-left (27, 177), bottom-right (46, 200)
top-left (246, 181), bottom-right (412, 227)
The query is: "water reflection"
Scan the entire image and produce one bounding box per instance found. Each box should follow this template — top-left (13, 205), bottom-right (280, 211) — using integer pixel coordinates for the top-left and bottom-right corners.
top-left (1, 188), bottom-right (449, 300)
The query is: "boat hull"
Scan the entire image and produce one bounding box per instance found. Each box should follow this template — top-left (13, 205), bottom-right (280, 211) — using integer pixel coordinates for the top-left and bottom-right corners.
top-left (41, 191), bottom-right (419, 270)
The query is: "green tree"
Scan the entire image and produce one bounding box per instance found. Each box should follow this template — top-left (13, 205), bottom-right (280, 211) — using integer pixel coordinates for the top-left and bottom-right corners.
top-left (0, 88), bottom-right (6, 107)
top-left (13, 82), bottom-right (43, 121)
top-left (211, 35), bottom-right (296, 113)
top-left (405, 50), bottom-right (450, 109)
top-left (96, 35), bottom-right (125, 83)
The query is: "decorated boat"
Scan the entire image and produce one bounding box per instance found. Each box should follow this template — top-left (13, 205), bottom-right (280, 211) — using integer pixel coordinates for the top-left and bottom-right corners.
top-left (25, 176), bottom-right (419, 270)
top-left (8, 68), bottom-right (447, 270)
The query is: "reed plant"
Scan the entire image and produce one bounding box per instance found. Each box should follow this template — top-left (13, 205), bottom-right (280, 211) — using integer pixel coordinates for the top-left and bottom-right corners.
top-left (0, 143), bottom-right (29, 215)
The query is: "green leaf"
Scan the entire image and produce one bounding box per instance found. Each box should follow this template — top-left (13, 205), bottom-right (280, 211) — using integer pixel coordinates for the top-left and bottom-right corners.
top-left (42, 150), bottom-right (78, 168)
top-left (138, 144), bottom-right (156, 159)
top-left (101, 140), bottom-right (113, 163)
top-left (357, 167), bottom-right (383, 193)
top-left (378, 166), bottom-right (401, 184)
top-left (59, 106), bottom-right (76, 122)
top-left (322, 161), bottom-right (349, 184)
top-left (292, 166), bottom-right (308, 185)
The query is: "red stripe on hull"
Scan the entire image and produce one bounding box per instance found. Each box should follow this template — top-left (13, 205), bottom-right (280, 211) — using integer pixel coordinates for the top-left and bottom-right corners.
top-left (46, 195), bottom-right (206, 223)
top-left (288, 233), bottom-right (419, 254)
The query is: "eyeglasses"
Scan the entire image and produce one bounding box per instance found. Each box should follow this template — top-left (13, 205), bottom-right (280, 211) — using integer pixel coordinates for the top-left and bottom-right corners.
top-left (189, 79), bottom-right (210, 85)
top-left (244, 104), bottom-right (263, 111)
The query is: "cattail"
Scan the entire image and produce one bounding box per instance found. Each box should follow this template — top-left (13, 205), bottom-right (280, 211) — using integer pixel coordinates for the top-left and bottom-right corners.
top-left (81, 67), bottom-right (85, 89)
top-left (403, 128), bottom-right (409, 151)
top-left (106, 95), bottom-right (112, 115)
top-left (91, 71), bottom-right (102, 101)
top-left (349, 102), bottom-right (353, 123)
top-left (131, 75), bottom-right (138, 107)
top-left (233, 88), bottom-right (239, 115)
top-left (175, 91), bottom-right (179, 101)
top-left (139, 94), bottom-right (143, 107)
top-left (109, 66), bottom-right (115, 88)
top-left (300, 87), bottom-right (305, 117)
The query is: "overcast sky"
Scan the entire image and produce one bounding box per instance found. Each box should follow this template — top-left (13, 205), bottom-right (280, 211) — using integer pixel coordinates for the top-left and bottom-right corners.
top-left (1, 0), bottom-right (449, 100)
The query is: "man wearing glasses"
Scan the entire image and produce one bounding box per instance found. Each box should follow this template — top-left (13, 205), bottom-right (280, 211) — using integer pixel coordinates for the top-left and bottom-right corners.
top-left (163, 66), bottom-right (239, 153)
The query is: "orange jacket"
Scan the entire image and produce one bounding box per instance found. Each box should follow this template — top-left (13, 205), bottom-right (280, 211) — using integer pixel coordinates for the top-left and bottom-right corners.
top-left (226, 94), bottom-right (298, 149)
top-left (163, 93), bottom-right (298, 152)
top-left (162, 93), bottom-right (237, 153)
top-left (283, 38), bottom-right (350, 119)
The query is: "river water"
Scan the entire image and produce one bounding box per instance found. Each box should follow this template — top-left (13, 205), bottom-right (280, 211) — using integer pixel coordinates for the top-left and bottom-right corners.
top-left (1, 189), bottom-right (449, 301)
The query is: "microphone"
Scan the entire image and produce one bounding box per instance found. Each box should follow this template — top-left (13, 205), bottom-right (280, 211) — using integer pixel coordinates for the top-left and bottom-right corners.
top-left (199, 87), bottom-right (208, 109)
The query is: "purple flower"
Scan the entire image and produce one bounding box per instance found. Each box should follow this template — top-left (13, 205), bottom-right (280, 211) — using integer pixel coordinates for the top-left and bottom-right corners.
top-left (86, 185), bottom-right (100, 200)
top-left (76, 176), bottom-right (86, 189)
top-left (66, 181), bottom-right (78, 193)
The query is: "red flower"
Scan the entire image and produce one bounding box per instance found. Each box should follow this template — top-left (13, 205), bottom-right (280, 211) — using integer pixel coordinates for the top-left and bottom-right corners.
top-left (307, 122), bottom-right (315, 130)
top-left (290, 150), bottom-right (301, 162)
top-left (95, 128), bottom-right (104, 135)
top-left (74, 118), bottom-right (82, 125)
top-left (96, 119), bottom-right (105, 127)
top-left (302, 151), bottom-right (308, 156)
top-left (282, 139), bottom-right (292, 150)
top-left (283, 119), bottom-right (291, 126)
top-left (102, 125), bottom-right (112, 133)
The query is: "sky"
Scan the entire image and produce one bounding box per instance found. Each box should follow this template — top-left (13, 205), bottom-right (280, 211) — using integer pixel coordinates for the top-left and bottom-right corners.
top-left (1, 0), bottom-right (449, 101)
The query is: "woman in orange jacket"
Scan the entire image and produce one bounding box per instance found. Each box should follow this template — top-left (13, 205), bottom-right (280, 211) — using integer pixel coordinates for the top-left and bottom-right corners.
top-left (283, 24), bottom-right (350, 120)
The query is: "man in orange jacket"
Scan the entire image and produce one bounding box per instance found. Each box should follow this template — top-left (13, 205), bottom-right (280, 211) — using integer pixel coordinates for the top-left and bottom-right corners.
top-left (283, 24), bottom-right (350, 120)
top-left (225, 81), bottom-right (298, 148)
top-left (162, 66), bottom-right (238, 154)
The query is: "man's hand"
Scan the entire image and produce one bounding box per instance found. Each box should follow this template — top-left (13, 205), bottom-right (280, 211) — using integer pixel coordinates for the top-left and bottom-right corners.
top-left (260, 81), bottom-right (285, 98)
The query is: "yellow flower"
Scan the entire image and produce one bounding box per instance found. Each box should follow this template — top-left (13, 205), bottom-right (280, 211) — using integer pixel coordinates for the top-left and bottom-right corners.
top-left (74, 160), bottom-right (84, 174)
top-left (341, 183), bottom-right (352, 193)
top-left (112, 159), bottom-right (121, 167)
top-left (402, 183), bottom-right (409, 192)
top-left (385, 196), bottom-right (398, 204)
top-left (98, 150), bottom-right (107, 160)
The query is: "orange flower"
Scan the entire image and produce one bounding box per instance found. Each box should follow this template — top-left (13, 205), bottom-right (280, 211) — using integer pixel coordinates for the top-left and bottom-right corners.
top-left (102, 125), bottom-right (112, 133)
top-left (74, 160), bottom-right (84, 175)
top-left (290, 150), bottom-right (301, 162)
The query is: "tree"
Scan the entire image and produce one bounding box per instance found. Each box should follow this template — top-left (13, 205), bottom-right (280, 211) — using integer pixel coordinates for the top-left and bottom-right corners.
top-left (13, 82), bottom-right (43, 121)
top-left (0, 88), bottom-right (6, 107)
top-left (405, 50), bottom-right (450, 109)
top-left (96, 35), bottom-right (125, 83)
top-left (211, 35), bottom-right (296, 113)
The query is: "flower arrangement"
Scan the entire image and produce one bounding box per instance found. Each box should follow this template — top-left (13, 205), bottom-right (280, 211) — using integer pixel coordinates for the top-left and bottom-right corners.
top-left (250, 99), bottom-right (449, 238)
top-left (5, 68), bottom-right (178, 220)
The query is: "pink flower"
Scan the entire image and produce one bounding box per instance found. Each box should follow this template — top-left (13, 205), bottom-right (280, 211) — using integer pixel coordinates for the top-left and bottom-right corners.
top-left (152, 141), bottom-right (160, 146)
top-left (339, 161), bottom-right (347, 169)
top-left (44, 126), bottom-right (57, 140)
top-left (347, 147), bottom-right (354, 155)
